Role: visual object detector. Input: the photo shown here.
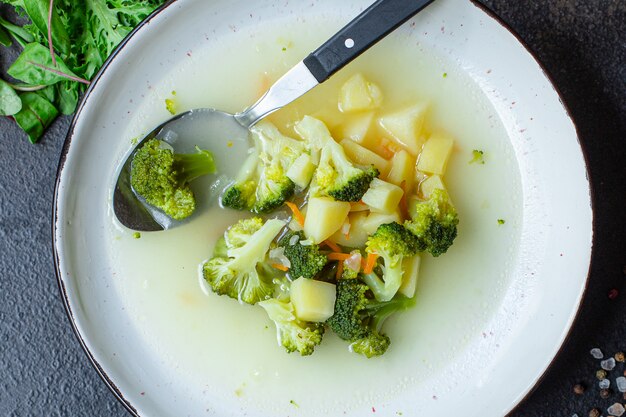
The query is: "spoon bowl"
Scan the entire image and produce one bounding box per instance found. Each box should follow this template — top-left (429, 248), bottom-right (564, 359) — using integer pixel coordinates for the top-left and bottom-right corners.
top-left (112, 0), bottom-right (435, 231)
top-left (113, 109), bottom-right (250, 231)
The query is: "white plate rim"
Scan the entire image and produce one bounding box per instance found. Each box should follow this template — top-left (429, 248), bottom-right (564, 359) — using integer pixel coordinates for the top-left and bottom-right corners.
top-left (50, 1), bottom-right (594, 416)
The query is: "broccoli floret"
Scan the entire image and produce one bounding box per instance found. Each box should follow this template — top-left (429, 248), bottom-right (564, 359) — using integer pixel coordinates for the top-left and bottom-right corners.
top-left (404, 188), bottom-right (459, 257)
top-left (221, 122), bottom-right (306, 213)
top-left (363, 222), bottom-right (420, 302)
top-left (327, 278), bottom-right (415, 358)
top-left (326, 279), bottom-right (370, 341)
top-left (315, 141), bottom-right (378, 202)
top-left (342, 262), bottom-right (360, 280)
top-left (130, 139), bottom-right (216, 220)
top-left (221, 150), bottom-right (260, 211)
top-left (349, 333), bottom-right (390, 358)
top-left (226, 217), bottom-right (265, 248)
top-left (295, 116), bottom-right (378, 202)
top-left (258, 298), bottom-right (324, 356)
top-left (278, 231), bottom-right (328, 279)
top-left (203, 217), bottom-right (285, 305)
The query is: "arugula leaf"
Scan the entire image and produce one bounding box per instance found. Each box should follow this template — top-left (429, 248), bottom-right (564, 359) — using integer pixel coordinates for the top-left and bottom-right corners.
top-left (0, 26), bottom-right (11, 46)
top-left (12, 91), bottom-right (58, 143)
top-left (0, 0), bottom-right (167, 142)
top-left (0, 79), bottom-right (22, 115)
top-left (35, 84), bottom-right (56, 102)
top-left (0, 16), bottom-right (36, 45)
top-left (21, 0), bottom-right (70, 56)
top-left (56, 80), bottom-right (78, 115)
top-left (8, 42), bottom-right (78, 85)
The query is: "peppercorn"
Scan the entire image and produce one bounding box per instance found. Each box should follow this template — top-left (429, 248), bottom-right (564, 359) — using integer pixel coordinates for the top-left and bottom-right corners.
top-left (573, 384), bottom-right (585, 395)
top-left (599, 388), bottom-right (610, 399)
top-left (615, 352), bottom-right (625, 362)
top-left (589, 408), bottom-right (601, 417)
top-left (597, 370), bottom-right (608, 380)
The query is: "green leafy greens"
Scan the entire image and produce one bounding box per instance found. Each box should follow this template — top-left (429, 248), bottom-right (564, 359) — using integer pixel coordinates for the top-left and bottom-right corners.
top-left (0, 0), bottom-right (166, 142)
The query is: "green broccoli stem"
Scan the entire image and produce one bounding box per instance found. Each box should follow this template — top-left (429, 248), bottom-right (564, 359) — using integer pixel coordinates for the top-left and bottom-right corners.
top-left (361, 262), bottom-right (403, 302)
top-left (173, 147), bottom-right (216, 183)
top-left (227, 219), bottom-right (285, 270)
top-left (365, 296), bottom-right (416, 333)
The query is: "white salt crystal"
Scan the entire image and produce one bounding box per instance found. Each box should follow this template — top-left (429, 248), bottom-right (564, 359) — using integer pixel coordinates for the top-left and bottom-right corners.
top-left (607, 402), bottom-right (625, 417)
top-left (591, 348), bottom-right (604, 359)
top-left (601, 357), bottom-right (616, 371)
top-left (616, 376), bottom-right (626, 392)
top-left (599, 378), bottom-right (610, 389)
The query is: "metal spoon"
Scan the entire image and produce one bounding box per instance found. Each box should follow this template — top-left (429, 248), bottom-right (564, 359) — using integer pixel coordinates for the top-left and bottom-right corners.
top-left (114, 0), bottom-right (435, 231)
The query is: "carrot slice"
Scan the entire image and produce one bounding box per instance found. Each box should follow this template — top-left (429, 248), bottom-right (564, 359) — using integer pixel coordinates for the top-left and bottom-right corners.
top-left (327, 252), bottom-right (351, 261)
top-left (322, 240), bottom-right (342, 253)
top-left (336, 262), bottom-right (344, 280)
top-left (271, 263), bottom-right (289, 272)
top-left (285, 201), bottom-right (305, 227)
top-left (363, 253), bottom-right (379, 274)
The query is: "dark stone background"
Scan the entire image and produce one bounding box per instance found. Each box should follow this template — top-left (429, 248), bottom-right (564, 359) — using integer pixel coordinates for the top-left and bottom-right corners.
top-left (0, 1), bottom-right (624, 416)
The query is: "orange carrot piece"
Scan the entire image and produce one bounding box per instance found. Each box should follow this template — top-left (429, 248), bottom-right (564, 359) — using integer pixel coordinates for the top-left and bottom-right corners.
top-left (285, 201), bottom-right (305, 227)
top-left (271, 263), bottom-right (289, 272)
top-left (323, 240), bottom-right (342, 253)
top-left (363, 253), bottom-right (378, 274)
top-left (336, 262), bottom-right (344, 280)
top-left (327, 252), bottom-right (351, 261)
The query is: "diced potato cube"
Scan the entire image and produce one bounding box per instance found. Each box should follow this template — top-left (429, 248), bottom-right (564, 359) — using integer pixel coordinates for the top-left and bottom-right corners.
top-left (398, 255), bottom-right (420, 298)
top-left (338, 73), bottom-right (383, 113)
top-left (340, 139), bottom-right (390, 176)
top-left (286, 154), bottom-right (316, 189)
top-left (378, 103), bottom-right (429, 154)
top-left (291, 278), bottom-right (337, 322)
top-left (420, 175), bottom-right (446, 199)
top-left (417, 133), bottom-right (454, 175)
top-left (335, 112), bottom-right (374, 144)
top-left (362, 178), bottom-right (404, 214)
top-left (330, 211), bottom-right (369, 248)
top-left (362, 211), bottom-right (402, 235)
top-left (304, 197), bottom-right (351, 243)
top-left (386, 149), bottom-right (417, 192)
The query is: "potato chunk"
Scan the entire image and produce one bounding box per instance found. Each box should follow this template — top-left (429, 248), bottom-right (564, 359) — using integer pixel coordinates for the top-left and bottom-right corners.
top-left (339, 73), bottom-right (383, 113)
top-left (291, 278), bottom-right (337, 322)
top-left (362, 211), bottom-right (402, 235)
top-left (335, 112), bottom-right (374, 144)
top-left (286, 154), bottom-right (316, 189)
top-left (385, 149), bottom-right (416, 191)
top-left (362, 178), bottom-right (404, 214)
top-left (330, 211), bottom-right (369, 248)
top-left (378, 103), bottom-right (429, 154)
top-left (417, 133), bottom-right (454, 175)
top-left (340, 138), bottom-right (390, 176)
top-left (304, 197), bottom-right (351, 243)
top-left (419, 175), bottom-right (446, 199)
top-left (398, 255), bottom-right (420, 298)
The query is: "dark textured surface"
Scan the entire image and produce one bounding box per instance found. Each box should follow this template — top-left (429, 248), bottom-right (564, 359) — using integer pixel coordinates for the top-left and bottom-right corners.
top-left (1, 1), bottom-right (625, 416)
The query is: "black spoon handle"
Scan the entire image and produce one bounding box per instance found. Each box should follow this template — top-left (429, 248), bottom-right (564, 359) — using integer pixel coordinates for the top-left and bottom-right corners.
top-left (303, 0), bottom-right (435, 82)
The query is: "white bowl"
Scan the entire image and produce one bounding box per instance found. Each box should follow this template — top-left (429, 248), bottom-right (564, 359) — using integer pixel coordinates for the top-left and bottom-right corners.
top-left (53, 0), bottom-right (592, 416)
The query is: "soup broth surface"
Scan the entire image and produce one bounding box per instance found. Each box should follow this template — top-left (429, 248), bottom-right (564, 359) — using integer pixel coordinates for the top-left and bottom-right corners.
top-left (108, 15), bottom-right (522, 416)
